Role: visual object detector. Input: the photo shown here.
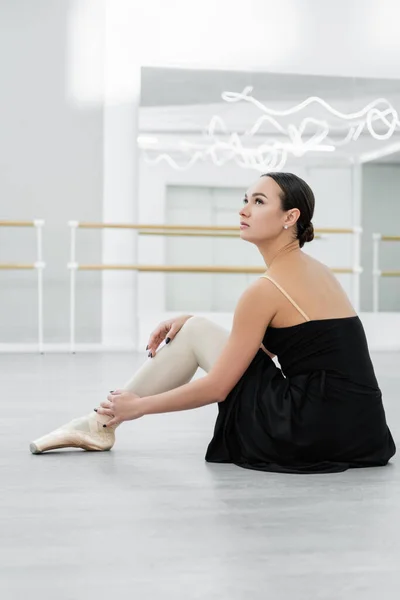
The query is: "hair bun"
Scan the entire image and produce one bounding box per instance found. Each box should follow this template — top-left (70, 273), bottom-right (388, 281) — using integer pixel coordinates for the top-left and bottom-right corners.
top-left (299, 222), bottom-right (314, 247)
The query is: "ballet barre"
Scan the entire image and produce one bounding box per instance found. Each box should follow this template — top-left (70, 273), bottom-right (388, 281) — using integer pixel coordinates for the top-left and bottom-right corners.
top-left (0, 263), bottom-right (39, 269)
top-left (117, 230), bottom-right (323, 239)
top-left (0, 220), bottom-right (40, 227)
top-left (372, 233), bottom-right (400, 312)
top-left (73, 221), bottom-right (354, 234)
top-left (67, 221), bottom-right (362, 352)
top-left (74, 264), bottom-right (355, 274)
top-left (0, 219), bottom-right (45, 352)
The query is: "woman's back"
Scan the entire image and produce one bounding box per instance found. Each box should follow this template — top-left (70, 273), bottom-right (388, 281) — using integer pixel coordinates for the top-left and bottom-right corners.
top-left (261, 253), bottom-right (380, 388)
top-left (265, 252), bottom-right (356, 329)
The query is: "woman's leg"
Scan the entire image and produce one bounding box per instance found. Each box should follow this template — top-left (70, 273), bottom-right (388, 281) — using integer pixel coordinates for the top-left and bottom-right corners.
top-left (30, 317), bottom-right (229, 454)
top-left (123, 316), bottom-right (229, 395)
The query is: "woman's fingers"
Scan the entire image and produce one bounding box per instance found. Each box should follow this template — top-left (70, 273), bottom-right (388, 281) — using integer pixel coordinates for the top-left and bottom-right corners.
top-left (147, 332), bottom-right (165, 356)
top-left (151, 331), bottom-right (164, 346)
top-left (97, 407), bottom-right (114, 417)
top-left (147, 328), bottom-right (163, 348)
top-left (100, 400), bottom-right (112, 409)
top-left (104, 417), bottom-right (120, 428)
top-left (165, 323), bottom-right (181, 343)
top-left (146, 323), bottom-right (171, 354)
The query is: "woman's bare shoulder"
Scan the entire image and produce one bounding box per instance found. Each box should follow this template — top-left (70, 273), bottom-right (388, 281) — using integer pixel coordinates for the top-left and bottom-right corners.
top-left (267, 252), bottom-right (332, 280)
top-left (266, 252), bottom-right (356, 321)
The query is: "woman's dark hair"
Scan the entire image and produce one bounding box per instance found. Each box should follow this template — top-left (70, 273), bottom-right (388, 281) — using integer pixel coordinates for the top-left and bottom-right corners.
top-left (261, 172), bottom-right (315, 248)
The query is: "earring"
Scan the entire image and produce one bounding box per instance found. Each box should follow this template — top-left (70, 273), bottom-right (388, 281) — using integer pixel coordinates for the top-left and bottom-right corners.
top-left (283, 225), bottom-right (288, 230)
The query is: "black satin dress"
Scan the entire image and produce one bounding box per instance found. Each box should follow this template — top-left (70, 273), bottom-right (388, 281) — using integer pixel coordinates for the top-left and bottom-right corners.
top-left (205, 316), bottom-right (396, 474)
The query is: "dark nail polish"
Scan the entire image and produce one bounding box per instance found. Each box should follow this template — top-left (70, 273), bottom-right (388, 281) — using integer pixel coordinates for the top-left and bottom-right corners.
top-left (94, 408), bottom-right (98, 412)
top-left (103, 424), bottom-right (106, 428)
top-left (148, 352), bottom-right (152, 357)
top-left (109, 390), bottom-right (114, 393)
top-left (165, 337), bottom-right (171, 344)
top-left (146, 345), bottom-right (149, 350)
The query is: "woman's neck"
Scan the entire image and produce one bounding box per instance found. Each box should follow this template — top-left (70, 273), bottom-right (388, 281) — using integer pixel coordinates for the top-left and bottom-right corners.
top-left (259, 239), bottom-right (301, 270)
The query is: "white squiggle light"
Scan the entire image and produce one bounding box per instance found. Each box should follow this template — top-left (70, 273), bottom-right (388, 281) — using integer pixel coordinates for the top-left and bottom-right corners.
top-left (139, 86), bottom-right (400, 171)
top-left (225, 87), bottom-right (399, 140)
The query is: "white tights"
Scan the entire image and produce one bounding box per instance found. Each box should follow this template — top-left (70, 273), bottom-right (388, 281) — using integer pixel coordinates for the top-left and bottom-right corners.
top-left (30, 317), bottom-right (231, 452)
top-left (122, 317), bottom-right (230, 396)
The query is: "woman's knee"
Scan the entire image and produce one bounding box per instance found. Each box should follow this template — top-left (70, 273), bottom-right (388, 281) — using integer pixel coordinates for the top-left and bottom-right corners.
top-left (179, 315), bottom-right (229, 344)
top-left (179, 316), bottom-right (229, 372)
top-left (179, 316), bottom-right (212, 337)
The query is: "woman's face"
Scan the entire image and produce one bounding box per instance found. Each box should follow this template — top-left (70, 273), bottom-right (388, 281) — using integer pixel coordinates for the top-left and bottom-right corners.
top-left (239, 176), bottom-right (296, 244)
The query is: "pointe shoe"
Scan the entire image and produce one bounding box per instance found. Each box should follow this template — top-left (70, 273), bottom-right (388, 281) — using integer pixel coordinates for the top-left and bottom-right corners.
top-left (30, 411), bottom-right (116, 454)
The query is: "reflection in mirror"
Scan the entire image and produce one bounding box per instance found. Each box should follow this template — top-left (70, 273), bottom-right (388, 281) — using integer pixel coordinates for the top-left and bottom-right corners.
top-left (138, 67), bottom-right (400, 316)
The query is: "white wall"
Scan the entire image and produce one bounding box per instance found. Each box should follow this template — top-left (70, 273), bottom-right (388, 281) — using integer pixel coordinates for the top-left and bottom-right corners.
top-left (0, 0), bottom-right (104, 345)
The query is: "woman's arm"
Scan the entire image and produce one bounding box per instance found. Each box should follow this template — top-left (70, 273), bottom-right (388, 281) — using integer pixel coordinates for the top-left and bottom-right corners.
top-left (100, 279), bottom-right (279, 425)
top-left (137, 279), bottom-right (278, 416)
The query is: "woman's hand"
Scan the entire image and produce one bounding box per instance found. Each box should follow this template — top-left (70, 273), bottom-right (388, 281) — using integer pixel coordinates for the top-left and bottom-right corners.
top-left (146, 314), bottom-right (192, 357)
top-left (98, 390), bottom-right (145, 427)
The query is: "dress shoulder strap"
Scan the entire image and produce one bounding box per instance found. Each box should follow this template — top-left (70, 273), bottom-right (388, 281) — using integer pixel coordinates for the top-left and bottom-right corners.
top-left (260, 274), bottom-right (310, 322)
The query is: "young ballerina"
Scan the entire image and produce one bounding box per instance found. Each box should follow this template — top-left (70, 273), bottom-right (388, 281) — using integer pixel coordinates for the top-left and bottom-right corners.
top-left (30, 172), bottom-right (396, 474)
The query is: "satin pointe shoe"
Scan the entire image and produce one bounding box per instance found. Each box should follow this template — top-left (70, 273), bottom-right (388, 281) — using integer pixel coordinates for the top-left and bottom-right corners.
top-left (29, 411), bottom-right (116, 454)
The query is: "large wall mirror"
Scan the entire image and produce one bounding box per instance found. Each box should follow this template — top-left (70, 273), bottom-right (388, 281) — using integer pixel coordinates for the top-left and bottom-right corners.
top-left (137, 67), bottom-right (400, 316)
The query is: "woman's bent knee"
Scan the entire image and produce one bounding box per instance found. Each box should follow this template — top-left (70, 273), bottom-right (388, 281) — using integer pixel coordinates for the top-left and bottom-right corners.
top-left (180, 316), bottom-right (223, 338)
top-left (178, 316), bottom-right (229, 372)
top-left (179, 316), bottom-right (211, 337)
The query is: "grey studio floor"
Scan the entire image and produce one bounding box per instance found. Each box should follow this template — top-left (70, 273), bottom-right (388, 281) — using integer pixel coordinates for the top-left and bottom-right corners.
top-left (1, 350), bottom-right (400, 600)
